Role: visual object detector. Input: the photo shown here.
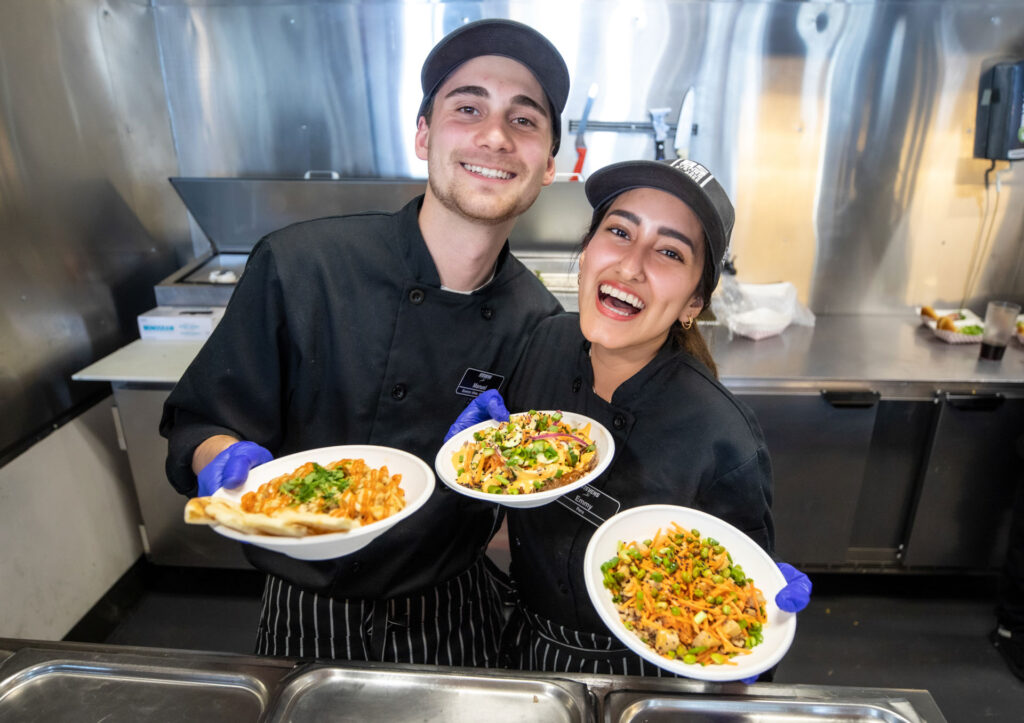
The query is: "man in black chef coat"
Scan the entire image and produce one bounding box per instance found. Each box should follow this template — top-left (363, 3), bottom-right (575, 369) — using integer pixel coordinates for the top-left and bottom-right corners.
top-left (159, 19), bottom-right (568, 666)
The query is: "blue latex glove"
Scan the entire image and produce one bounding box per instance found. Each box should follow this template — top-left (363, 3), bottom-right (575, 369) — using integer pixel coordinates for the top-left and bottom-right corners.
top-left (739, 562), bottom-right (812, 684)
top-left (775, 562), bottom-right (812, 613)
top-left (444, 389), bottom-right (510, 442)
top-left (197, 441), bottom-right (273, 497)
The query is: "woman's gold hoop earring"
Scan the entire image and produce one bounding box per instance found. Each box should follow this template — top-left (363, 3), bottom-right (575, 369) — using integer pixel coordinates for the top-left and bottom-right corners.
top-left (681, 317), bottom-right (694, 330)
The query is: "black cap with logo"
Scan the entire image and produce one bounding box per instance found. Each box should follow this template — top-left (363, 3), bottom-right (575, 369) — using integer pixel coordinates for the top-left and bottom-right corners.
top-left (585, 159), bottom-right (735, 290)
top-left (418, 19), bottom-right (570, 155)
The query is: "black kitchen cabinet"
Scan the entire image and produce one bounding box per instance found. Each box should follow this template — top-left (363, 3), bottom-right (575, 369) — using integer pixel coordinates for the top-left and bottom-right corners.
top-left (902, 393), bottom-right (1024, 569)
top-left (740, 388), bottom-right (1024, 571)
top-left (737, 390), bottom-right (879, 566)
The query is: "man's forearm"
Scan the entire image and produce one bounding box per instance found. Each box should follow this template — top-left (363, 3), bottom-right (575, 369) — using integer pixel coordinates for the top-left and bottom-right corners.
top-left (192, 434), bottom-right (240, 475)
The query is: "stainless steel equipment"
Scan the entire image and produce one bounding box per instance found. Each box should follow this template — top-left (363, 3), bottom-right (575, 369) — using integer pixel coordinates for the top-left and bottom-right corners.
top-left (9, 0), bottom-right (1024, 484)
top-left (267, 667), bottom-right (587, 722)
top-left (0, 638), bottom-right (947, 722)
top-left (74, 314), bottom-right (1024, 573)
top-left (158, 177), bottom-right (588, 309)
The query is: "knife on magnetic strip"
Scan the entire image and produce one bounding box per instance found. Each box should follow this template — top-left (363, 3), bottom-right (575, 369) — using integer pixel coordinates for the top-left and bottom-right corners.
top-left (673, 87), bottom-right (695, 159)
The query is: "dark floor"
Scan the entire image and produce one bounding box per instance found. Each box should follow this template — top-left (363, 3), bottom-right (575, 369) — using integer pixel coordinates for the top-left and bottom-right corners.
top-left (70, 565), bottom-right (1024, 722)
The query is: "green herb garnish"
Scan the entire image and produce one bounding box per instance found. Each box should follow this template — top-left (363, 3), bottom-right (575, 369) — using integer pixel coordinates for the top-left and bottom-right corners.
top-left (279, 463), bottom-right (351, 506)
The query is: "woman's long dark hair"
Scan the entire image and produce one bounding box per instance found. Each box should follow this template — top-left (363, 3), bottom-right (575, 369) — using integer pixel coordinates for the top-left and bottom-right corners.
top-left (579, 198), bottom-right (719, 378)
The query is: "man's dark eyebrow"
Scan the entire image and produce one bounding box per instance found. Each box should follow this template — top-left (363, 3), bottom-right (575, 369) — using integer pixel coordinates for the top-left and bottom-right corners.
top-left (511, 93), bottom-right (548, 118)
top-left (606, 209), bottom-right (697, 252)
top-left (441, 87), bottom-right (548, 119)
top-left (443, 85), bottom-right (489, 100)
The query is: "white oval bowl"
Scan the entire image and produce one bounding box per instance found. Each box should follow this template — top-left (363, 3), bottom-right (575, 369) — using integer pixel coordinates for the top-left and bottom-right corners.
top-left (209, 445), bottom-right (434, 560)
top-left (434, 411), bottom-right (614, 509)
top-left (583, 504), bottom-right (796, 682)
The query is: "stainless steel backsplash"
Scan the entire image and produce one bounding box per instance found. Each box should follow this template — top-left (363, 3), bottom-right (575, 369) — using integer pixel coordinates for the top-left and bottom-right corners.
top-left (1, 0), bottom-right (1022, 456)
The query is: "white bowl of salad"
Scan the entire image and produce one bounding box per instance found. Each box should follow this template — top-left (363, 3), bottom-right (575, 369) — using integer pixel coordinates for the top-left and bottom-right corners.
top-left (584, 504), bottom-right (796, 681)
top-left (434, 410), bottom-right (615, 508)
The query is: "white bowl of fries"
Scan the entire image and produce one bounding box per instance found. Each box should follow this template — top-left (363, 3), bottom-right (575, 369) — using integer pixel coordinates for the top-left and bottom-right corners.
top-left (434, 410), bottom-right (615, 508)
top-left (584, 504), bottom-right (796, 681)
top-left (188, 445), bottom-right (434, 560)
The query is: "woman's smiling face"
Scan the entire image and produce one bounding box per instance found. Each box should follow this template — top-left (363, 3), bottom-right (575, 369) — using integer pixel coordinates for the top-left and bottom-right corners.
top-left (578, 187), bottom-right (707, 360)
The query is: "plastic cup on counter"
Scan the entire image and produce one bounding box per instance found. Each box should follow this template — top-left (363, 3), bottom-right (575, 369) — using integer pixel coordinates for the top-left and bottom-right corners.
top-left (980, 301), bottom-right (1021, 361)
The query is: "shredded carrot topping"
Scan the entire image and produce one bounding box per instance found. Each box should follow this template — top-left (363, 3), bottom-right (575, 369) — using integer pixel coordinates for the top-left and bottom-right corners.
top-left (601, 522), bottom-right (767, 667)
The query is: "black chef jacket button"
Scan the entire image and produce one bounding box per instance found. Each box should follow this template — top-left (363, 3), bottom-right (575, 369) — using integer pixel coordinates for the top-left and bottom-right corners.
top-left (480, 306), bottom-right (494, 320)
top-left (409, 288), bottom-right (425, 304)
top-left (558, 584), bottom-right (569, 595)
top-left (572, 377), bottom-right (582, 393)
top-left (352, 562), bottom-right (361, 572)
top-left (391, 384), bottom-right (407, 400)
top-left (613, 415), bottom-right (626, 430)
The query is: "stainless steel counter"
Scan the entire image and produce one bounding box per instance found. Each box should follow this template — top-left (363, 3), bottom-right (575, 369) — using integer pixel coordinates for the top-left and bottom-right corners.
top-left (71, 313), bottom-right (1024, 572)
top-left (74, 313), bottom-right (1024, 391)
top-left (0, 638), bottom-right (947, 722)
top-left (706, 314), bottom-right (1024, 395)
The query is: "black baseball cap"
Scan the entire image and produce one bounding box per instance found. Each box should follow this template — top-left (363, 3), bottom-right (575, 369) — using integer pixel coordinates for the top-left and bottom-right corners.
top-left (418, 19), bottom-right (570, 155)
top-left (585, 159), bottom-right (735, 291)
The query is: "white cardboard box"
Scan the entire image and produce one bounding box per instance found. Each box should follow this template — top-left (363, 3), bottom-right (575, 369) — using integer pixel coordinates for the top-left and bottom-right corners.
top-left (138, 306), bottom-right (226, 340)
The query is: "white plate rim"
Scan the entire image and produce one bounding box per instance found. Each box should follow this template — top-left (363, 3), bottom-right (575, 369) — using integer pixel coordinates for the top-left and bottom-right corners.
top-left (208, 444), bottom-right (434, 549)
top-left (583, 503), bottom-right (797, 681)
top-left (433, 410), bottom-right (614, 508)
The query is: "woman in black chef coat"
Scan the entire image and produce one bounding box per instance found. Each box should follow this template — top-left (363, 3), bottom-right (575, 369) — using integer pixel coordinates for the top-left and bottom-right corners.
top-left (448, 158), bottom-right (810, 676)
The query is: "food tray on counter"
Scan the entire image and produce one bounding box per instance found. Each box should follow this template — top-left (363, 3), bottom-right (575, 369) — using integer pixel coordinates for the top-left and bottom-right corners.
top-left (0, 645), bottom-right (291, 723)
top-left (917, 308), bottom-right (984, 344)
top-left (265, 666), bottom-right (588, 722)
top-left (0, 639), bottom-right (948, 723)
top-left (601, 687), bottom-right (932, 722)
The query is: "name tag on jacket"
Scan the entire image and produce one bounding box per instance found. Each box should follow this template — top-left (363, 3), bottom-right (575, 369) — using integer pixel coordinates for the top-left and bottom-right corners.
top-left (556, 484), bottom-right (621, 527)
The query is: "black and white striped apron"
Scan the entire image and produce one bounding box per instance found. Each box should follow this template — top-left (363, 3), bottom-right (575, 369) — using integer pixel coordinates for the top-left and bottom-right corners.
top-left (499, 603), bottom-right (674, 677)
top-left (254, 557), bottom-right (506, 666)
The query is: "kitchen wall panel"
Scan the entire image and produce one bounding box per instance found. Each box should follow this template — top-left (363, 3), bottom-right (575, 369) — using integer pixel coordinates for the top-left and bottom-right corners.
top-left (3, 0), bottom-right (1023, 462)
top-left (153, 0), bottom-right (1024, 312)
top-left (0, 0), bottom-right (187, 460)
top-left (0, 399), bottom-right (142, 639)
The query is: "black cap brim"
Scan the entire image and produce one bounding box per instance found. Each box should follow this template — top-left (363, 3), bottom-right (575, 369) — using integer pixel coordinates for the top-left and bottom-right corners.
top-left (585, 159), bottom-right (735, 290)
top-left (418, 19), bottom-right (569, 155)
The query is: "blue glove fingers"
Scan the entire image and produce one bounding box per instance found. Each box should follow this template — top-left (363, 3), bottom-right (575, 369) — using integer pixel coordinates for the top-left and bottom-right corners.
top-left (221, 448), bottom-right (258, 487)
top-left (741, 675), bottom-right (759, 685)
top-left (197, 451), bottom-right (231, 497)
top-left (482, 390), bottom-right (510, 422)
top-left (775, 562), bottom-right (812, 613)
top-left (444, 390), bottom-right (509, 442)
top-left (232, 440), bottom-right (272, 468)
top-left (198, 441), bottom-right (272, 495)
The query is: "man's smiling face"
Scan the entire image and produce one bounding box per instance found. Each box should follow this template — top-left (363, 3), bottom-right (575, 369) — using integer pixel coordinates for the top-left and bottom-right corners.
top-left (415, 55), bottom-right (557, 226)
